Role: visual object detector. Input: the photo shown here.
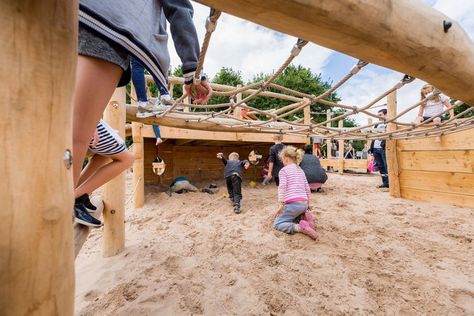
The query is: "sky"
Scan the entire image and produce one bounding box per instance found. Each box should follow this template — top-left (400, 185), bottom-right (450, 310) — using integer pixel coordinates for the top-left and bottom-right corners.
top-left (168, 0), bottom-right (474, 123)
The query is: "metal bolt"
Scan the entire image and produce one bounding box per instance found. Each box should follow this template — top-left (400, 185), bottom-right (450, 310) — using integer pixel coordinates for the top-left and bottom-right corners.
top-left (111, 209), bottom-right (116, 214)
top-left (63, 149), bottom-right (72, 169)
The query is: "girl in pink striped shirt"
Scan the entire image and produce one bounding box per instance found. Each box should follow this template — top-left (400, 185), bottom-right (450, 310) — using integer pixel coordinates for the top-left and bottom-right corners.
top-left (272, 146), bottom-right (318, 240)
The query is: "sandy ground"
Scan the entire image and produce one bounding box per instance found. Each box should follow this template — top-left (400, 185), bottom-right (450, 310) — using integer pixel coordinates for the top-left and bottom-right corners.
top-left (75, 172), bottom-right (474, 315)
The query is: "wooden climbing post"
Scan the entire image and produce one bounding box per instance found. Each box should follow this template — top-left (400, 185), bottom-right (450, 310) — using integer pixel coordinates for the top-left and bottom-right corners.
top-left (102, 87), bottom-right (127, 257)
top-left (386, 91), bottom-right (401, 197)
top-left (182, 85), bottom-right (190, 112)
top-left (0, 1), bottom-right (76, 315)
top-left (338, 120), bottom-right (344, 174)
top-left (234, 84), bottom-right (243, 119)
top-left (132, 122), bottom-right (145, 208)
top-left (303, 99), bottom-right (311, 144)
top-left (326, 109), bottom-right (332, 158)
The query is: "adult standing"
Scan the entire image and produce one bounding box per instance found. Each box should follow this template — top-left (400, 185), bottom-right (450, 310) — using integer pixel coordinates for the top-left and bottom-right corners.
top-left (369, 109), bottom-right (389, 188)
top-left (267, 134), bottom-right (285, 186)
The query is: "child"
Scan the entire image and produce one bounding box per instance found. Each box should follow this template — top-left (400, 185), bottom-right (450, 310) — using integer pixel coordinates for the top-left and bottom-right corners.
top-left (416, 84), bottom-right (454, 143)
top-left (74, 119), bottom-right (134, 227)
top-left (217, 152), bottom-right (250, 214)
top-left (273, 146), bottom-right (318, 240)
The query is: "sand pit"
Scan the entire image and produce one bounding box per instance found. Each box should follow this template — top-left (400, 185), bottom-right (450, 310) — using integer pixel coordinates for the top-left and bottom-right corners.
top-left (75, 172), bottom-right (474, 315)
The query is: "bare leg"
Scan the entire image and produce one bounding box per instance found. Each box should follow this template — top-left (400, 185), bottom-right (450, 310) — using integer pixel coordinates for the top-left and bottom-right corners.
top-left (74, 150), bottom-right (134, 198)
top-left (73, 55), bottom-right (122, 187)
top-left (75, 154), bottom-right (112, 195)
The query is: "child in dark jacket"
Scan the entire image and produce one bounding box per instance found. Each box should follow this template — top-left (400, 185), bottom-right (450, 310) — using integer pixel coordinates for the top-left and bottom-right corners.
top-left (217, 152), bottom-right (250, 214)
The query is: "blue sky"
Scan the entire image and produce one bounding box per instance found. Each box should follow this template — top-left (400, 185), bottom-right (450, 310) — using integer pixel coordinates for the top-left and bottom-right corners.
top-left (169, 1), bottom-right (474, 123)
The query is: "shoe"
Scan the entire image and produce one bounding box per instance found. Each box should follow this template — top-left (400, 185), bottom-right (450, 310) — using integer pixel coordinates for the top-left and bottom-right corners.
top-left (75, 193), bottom-right (97, 212)
top-left (377, 183), bottom-right (389, 188)
top-left (233, 202), bottom-right (241, 214)
top-left (298, 220), bottom-right (318, 240)
top-left (160, 94), bottom-right (175, 105)
top-left (302, 210), bottom-right (316, 230)
top-left (74, 204), bottom-right (102, 227)
top-left (136, 101), bottom-right (167, 118)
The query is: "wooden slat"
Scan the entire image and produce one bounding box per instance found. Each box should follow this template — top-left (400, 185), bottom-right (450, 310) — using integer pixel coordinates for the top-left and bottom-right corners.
top-left (400, 170), bottom-right (474, 196)
top-left (386, 91), bottom-right (401, 197)
top-left (398, 129), bottom-right (474, 151)
top-left (400, 187), bottom-right (474, 208)
top-left (320, 159), bottom-right (368, 170)
top-left (195, 0), bottom-right (474, 105)
top-left (399, 150), bottom-right (474, 173)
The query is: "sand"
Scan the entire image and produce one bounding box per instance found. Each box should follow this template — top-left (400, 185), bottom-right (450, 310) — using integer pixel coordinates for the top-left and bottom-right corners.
top-left (75, 172), bottom-right (474, 315)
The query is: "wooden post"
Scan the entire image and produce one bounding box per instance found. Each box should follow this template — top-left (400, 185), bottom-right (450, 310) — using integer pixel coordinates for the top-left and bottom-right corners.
top-left (102, 87), bottom-right (126, 257)
top-left (386, 91), bottom-right (401, 197)
top-left (234, 84), bottom-right (243, 119)
top-left (132, 122), bottom-right (145, 208)
top-left (303, 100), bottom-right (311, 144)
top-left (338, 120), bottom-right (344, 174)
top-left (0, 1), bottom-right (76, 315)
top-left (169, 83), bottom-right (174, 98)
top-left (326, 109), bottom-right (332, 159)
top-left (182, 85), bottom-right (190, 112)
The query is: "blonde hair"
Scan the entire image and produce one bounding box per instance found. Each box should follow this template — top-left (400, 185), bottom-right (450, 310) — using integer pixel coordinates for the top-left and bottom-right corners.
top-left (229, 152), bottom-right (239, 160)
top-left (279, 145), bottom-right (304, 165)
top-left (273, 134), bottom-right (283, 142)
top-left (421, 84), bottom-right (440, 102)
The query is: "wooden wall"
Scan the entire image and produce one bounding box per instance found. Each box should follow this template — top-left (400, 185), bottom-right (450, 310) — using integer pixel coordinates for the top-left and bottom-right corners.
top-left (396, 129), bottom-right (474, 208)
top-left (144, 140), bottom-right (280, 185)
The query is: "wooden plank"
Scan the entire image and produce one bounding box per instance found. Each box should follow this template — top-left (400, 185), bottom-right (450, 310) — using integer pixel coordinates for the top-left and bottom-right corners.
top-left (386, 91), bottom-right (401, 197)
top-left (320, 159), bottom-right (368, 170)
top-left (132, 123), bottom-right (145, 208)
top-left (102, 88), bottom-right (126, 257)
top-left (194, 0), bottom-right (474, 105)
top-left (141, 124), bottom-right (306, 143)
top-left (326, 109), bottom-right (332, 158)
top-left (400, 170), bottom-right (474, 196)
top-left (0, 1), bottom-right (76, 314)
top-left (398, 129), bottom-right (474, 151)
top-left (400, 187), bottom-right (474, 208)
top-left (399, 150), bottom-right (474, 173)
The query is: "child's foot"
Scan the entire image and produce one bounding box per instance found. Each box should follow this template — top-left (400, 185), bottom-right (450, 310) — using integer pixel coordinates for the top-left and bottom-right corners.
top-left (297, 220), bottom-right (318, 240)
top-left (74, 204), bottom-right (102, 227)
top-left (76, 193), bottom-right (97, 212)
top-left (302, 210), bottom-right (316, 230)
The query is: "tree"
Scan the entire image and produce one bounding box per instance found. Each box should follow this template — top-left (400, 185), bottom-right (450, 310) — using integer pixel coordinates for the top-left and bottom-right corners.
top-left (208, 67), bottom-right (244, 105)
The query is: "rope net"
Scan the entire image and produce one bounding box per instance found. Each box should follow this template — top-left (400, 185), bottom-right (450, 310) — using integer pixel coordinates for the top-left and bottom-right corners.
top-left (132, 8), bottom-right (474, 141)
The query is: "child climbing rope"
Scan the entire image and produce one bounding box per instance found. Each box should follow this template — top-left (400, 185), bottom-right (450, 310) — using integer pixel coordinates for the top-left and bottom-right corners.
top-left (217, 152), bottom-right (250, 214)
top-left (74, 119), bottom-right (134, 227)
top-left (272, 146), bottom-right (317, 240)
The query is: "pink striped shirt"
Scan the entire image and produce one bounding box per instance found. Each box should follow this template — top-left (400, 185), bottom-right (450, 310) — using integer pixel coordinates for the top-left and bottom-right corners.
top-left (278, 163), bottom-right (310, 204)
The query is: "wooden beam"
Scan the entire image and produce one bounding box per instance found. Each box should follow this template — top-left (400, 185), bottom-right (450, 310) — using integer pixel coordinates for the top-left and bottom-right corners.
top-left (195, 0), bottom-right (474, 105)
top-left (338, 120), bottom-right (344, 174)
top-left (0, 1), bottom-right (75, 314)
top-left (386, 91), bottom-right (401, 197)
top-left (132, 122), bottom-right (145, 208)
top-left (102, 88), bottom-right (126, 257)
top-left (303, 100), bottom-right (311, 144)
top-left (326, 110), bottom-right (332, 158)
top-left (138, 122), bottom-right (307, 143)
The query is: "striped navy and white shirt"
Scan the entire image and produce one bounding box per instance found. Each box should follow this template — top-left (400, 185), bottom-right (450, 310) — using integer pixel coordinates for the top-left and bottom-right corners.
top-left (278, 163), bottom-right (310, 204)
top-left (88, 120), bottom-right (126, 156)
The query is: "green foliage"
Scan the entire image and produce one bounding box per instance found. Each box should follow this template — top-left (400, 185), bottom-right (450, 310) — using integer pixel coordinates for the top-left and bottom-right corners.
top-left (171, 67), bottom-right (184, 100)
top-left (452, 100), bottom-right (473, 118)
top-left (208, 67), bottom-right (244, 105)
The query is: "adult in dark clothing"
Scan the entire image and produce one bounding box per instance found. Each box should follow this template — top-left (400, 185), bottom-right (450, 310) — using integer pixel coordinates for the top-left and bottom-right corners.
top-left (267, 134), bottom-right (285, 186)
top-left (369, 109), bottom-right (389, 188)
top-left (217, 152), bottom-right (250, 214)
top-left (300, 145), bottom-right (328, 192)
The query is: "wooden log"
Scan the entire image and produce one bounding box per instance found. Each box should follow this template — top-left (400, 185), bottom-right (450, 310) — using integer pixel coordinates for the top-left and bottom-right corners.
top-left (303, 101), bottom-right (311, 144)
top-left (132, 122), bottom-right (145, 208)
top-left (102, 88), bottom-right (126, 257)
top-left (234, 84), bottom-right (243, 119)
top-left (0, 1), bottom-right (76, 315)
top-left (74, 196), bottom-right (104, 257)
top-left (194, 0), bottom-right (474, 105)
top-left (386, 92), bottom-right (401, 197)
top-left (326, 110), bottom-right (332, 158)
top-left (338, 120), bottom-right (344, 174)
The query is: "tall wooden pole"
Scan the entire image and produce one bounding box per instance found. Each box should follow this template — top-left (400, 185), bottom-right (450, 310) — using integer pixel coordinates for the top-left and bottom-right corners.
top-left (303, 100), bottom-right (311, 145)
top-left (234, 84), bottom-right (243, 119)
top-left (132, 122), bottom-right (145, 208)
top-left (326, 109), bottom-right (332, 159)
top-left (386, 92), bottom-right (401, 197)
top-left (0, 1), bottom-right (76, 315)
top-left (102, 88), bottom-right (126, 257)
top-left (338, 120), bottom-right (344, 174)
